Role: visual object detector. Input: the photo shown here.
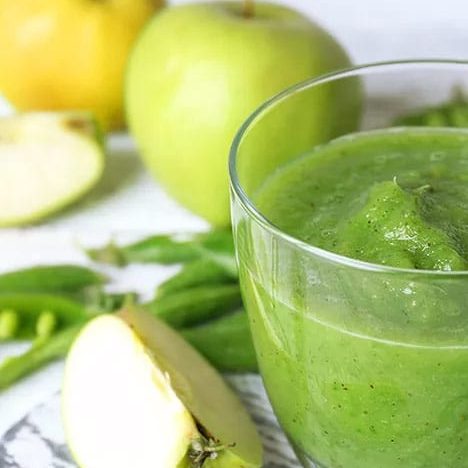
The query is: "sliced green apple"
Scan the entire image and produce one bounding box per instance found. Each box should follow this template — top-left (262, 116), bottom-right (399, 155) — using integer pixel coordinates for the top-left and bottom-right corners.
top-left (0, 112), bottom-right (104, 226)
top-left (62, 309), bottom-right (263, 468)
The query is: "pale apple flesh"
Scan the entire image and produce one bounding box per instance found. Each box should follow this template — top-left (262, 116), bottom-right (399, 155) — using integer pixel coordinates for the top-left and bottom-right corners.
top-left (0, 112), bottom-right (104, 226)
top-left (62, 310), bottom-right (263, 468)
top-left (62, 315), bottom-right (199, 468)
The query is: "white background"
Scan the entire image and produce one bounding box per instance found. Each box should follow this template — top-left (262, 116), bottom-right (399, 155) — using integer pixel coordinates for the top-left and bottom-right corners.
top-left (1, 0), bottom-right (468, 441)
top-left (176, 0), bottom-right (468, 63)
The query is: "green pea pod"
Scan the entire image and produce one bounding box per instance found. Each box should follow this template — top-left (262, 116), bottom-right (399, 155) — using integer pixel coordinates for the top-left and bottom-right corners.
top-left (157, 259), bottom-right (235, 298)
top-left (0, 324), bottom-right (83, 390)
top-left (0, 265), bottom-right (106, 294)
top-left (394, 95), bottom-right (468, 128)
top-left (86, 230), bottom-right (236, 272)
top-left (195, 230), bottom-right (238, 278)
top-left (181, 309), bottom-right (258, 373)
top-left (194, 246), bottom-right (238, 278)
top-left (86, 236), bottom-right (199, 266)
top-left (0, 308), bottom-right (256, 391)
top-left (146, 284), bottom-right (242, 329)
top-left (0, 294), bottom-right (91, 339)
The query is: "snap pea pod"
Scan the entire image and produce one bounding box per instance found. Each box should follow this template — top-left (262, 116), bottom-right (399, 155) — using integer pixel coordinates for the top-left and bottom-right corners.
top-left (145, 284), bottom-right (242, 328)
top-left (181, 309), bottom-right (258, 373)
top-left (86, 230), bottom-right (237, 274)
top-left (87, 236), bottom-right (199, 266)
top-left (156, 259), bottom-right (236, 298)
top-left (196, 230), bottom-right (239, 279)
top-left (193, 230), bottom-right (238, 278)
top-left (0, 294), bottom-right (91, 339)
top-left (0, 308), bottom-right (257, 390)
top-left (0, 324), bottom-right (83, 391)
top-left (394, 97), bottom-right (468, 128)
top-left (0, 265), bottom-right (105, 294)
top-left (195, 246), bottom-right (238, 278)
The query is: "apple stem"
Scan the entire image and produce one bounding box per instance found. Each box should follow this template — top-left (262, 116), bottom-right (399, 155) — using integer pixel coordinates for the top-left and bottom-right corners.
top-left (189, 436), bottom-right (233, 467)
top-left (243, 0), bottom-right (255, 18)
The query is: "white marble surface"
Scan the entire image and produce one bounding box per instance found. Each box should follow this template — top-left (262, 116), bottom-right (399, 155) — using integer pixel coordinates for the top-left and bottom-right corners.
top-left (2, 0), bottom-right (468, 449)
top-left (0, 378), bottom-right (301, 467)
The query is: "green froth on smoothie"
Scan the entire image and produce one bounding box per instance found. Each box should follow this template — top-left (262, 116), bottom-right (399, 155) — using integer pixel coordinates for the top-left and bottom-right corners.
top-left (255, 127), bottom-right (468, 271)
top-left (333, 180), bottom-right (468, 270)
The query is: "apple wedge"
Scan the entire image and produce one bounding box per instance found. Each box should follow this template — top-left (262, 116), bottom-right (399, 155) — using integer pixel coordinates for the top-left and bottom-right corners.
top-left (0, 112), bottom-right (104, 226)
top-left (62, 309), bottom-right (263, 468)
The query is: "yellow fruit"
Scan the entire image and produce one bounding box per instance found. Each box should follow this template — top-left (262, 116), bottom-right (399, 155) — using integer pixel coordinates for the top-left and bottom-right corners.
top-left (0, 0), bottom-right (164, 130)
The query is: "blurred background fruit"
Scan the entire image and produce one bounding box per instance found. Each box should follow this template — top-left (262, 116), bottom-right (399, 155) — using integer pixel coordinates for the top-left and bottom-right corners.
top-left (126, 1), bottom-right (355, 226)
top-left (0, 112), bottom-right (105, 226)
top-left (0, 0), bottom-right (165, 131)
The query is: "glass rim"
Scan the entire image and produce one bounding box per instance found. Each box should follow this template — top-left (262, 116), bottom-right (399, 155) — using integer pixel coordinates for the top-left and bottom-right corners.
top-left (229, 58), bottom-right (468, 277)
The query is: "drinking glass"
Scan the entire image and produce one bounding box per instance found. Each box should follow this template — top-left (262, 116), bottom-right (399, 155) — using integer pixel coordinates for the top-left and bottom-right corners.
top-left (229, 61), bottom-right (468, 468)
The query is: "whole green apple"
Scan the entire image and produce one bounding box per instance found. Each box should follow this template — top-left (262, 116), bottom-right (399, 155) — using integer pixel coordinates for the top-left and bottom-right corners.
top-left (126, 1), bottom-right (359, 226)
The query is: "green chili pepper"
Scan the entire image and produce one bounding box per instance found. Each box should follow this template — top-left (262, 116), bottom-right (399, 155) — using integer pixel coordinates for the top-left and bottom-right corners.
top-left (0, 265), bottom-right (106, 294)
top-left (0, 294), bottom-right (91, 339)
top-left (157, 259), bottom-right (236, 298)
top-left (181, 309), bottom-right (257, 373)
top-left (146, 284), bottom-right (242, 328)
top-left (0, 324), bottom-right (82, 390)
top-left (0, 309), bottom-right (19, 340)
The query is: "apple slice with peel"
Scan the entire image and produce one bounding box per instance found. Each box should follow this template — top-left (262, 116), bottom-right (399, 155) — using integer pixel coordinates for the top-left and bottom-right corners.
top-left (0, 112), bottom-right (104, 226)
top-left (62, 309), bottom-right (263, 468)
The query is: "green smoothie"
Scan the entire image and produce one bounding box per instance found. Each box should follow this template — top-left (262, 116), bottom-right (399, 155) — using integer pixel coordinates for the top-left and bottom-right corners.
top-left (255, 127), bottom-right (468, 270)
top-left (239, 128), bottom-right (468, 467)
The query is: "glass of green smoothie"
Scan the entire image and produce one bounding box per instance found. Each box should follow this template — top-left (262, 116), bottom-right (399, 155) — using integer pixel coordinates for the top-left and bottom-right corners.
top-left (229, 61), bottom-right (468, 468)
